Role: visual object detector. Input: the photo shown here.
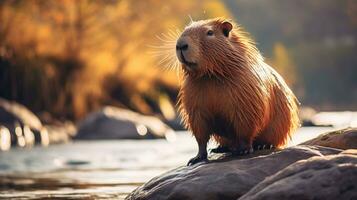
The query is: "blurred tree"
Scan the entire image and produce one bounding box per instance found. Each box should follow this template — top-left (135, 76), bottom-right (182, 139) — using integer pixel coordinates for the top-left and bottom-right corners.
top-left (0, 0), bottom-right (231, 121)
top-left (267, 43), bottom-right (297, 88)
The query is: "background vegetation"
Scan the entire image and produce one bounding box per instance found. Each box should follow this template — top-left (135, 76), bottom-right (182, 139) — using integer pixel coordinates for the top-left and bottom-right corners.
top-left (0, 0), bottom-right (356, 122)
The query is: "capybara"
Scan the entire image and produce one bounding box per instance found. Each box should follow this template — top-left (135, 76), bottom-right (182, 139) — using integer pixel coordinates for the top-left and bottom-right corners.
top-left (175, 18), bottom-right (300, 165)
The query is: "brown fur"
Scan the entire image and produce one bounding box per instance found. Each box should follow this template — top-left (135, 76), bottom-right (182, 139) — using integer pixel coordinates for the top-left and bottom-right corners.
top-left (176, 18), bottom-right (300, 163)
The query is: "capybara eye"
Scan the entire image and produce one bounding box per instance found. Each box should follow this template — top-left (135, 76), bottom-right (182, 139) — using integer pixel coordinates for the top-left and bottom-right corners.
top-left (207, 30), bottom-right (214, 36)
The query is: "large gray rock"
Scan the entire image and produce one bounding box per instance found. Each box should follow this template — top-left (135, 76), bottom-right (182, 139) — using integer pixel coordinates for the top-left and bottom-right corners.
top-left (75, 106), bottom-right (176, 140)
top-left (302, 127), bottom-right (357, 149)
top-left (240, 150), bottom-right (357, 200)
top-left (125, 146), bottom-right (341, 200)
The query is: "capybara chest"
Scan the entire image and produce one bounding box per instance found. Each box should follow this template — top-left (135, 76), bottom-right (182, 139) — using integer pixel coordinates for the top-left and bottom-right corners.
top-left (184, 79), bottom-right (234, 116)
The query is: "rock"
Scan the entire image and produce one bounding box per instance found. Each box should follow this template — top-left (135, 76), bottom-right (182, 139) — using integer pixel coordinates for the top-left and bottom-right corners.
top-left (75, 106), bottom-right (176, 140)
top-left (0, 98), bottom-right (42, 131)
top-left (0, 98), bottom-right (75, 149)
top-left (44, 124), bottom-right (74, 145)
top-left (312, 111), bottom-right (357, 128)
top-left (125, 146), bottom-right (341, 200)
top-left (302, 127), bottom-right (357, 149)
top-left (299, 107), bottom-right (319, 127)
top-left (298, 109), bottom-right (357, 128)
top-left (164, 116), bottom-right (186, 131)
top-left (340, 149), bottom-right (357, 155)
top-left (0, 98), bottom-right (44, 147)
top-left (240, 151), bottom-right (357, 200)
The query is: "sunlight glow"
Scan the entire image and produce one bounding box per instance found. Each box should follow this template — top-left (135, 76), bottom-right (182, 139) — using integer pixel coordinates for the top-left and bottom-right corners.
top-left (0, 126), bottom-right (11, 151)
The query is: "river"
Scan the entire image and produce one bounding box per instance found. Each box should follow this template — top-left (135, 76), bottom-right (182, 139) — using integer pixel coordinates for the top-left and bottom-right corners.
top-left (0, 127), bottom-right (334, 199)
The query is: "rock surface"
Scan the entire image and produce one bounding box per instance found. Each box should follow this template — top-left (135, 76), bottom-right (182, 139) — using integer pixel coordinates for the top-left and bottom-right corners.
top-left (75, 106), bottom-right (176, 140)
top-left (125, 146), bottom-right (341, 200)
top-left (302, 127), bottom-right (357, 149)
top-left (240, 150), bottom-right (357, 200)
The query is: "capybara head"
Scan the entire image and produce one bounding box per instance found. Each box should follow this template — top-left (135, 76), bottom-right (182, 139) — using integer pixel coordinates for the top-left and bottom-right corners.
top-left (176, 18), bottom-right (249, 76)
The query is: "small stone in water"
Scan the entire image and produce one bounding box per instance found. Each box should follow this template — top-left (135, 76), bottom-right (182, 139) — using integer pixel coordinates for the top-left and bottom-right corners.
top-left (65, 160), bottom-right (90, 166)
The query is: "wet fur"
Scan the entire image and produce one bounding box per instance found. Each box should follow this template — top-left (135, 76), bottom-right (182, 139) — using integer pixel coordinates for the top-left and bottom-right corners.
top-left (177, 18), bottom-right (300, 159)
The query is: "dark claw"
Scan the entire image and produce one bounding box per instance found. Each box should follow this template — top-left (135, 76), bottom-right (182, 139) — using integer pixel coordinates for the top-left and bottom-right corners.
top-left (187, 155), bottom-right (207, 166)
top-left (232, 146), bottom-right (252, 156)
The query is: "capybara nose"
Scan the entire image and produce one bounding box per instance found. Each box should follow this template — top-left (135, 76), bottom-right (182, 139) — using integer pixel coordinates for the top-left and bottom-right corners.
top-left (176, 39), bottom-right (189, 51)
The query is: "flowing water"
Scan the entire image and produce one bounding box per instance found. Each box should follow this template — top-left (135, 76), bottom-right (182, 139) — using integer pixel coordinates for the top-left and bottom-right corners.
top-left (0, 127), bottom-right (334, 199)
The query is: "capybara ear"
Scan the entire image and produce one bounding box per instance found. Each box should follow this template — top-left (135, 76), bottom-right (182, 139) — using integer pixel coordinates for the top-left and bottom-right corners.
top-left (221, 21), bottom-right (233, 37)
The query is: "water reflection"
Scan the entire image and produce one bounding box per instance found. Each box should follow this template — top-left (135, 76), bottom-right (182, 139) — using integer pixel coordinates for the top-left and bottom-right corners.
top-left (1, 172), bottom-right (140, 199)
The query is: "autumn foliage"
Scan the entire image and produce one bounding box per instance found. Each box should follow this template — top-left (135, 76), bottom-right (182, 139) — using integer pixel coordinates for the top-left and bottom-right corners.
top-left (0, 0), bottom-right (231, 120)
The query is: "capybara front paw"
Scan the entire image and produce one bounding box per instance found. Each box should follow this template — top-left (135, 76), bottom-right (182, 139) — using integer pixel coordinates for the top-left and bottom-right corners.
top-left (210, 146), bottom-right (231, 154)
top-left (187, 155), bottom-right (207, 166)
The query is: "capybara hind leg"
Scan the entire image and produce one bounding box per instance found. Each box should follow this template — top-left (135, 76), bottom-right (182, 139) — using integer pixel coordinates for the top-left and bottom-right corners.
top-left (255, 86), bottom-right (298, 148)
top-left (232, 136), bottom-right (254, 155)
top-left (255, 120), bottom-right (290, 149)
top-left (255, 129), bottom-right (283, 148)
